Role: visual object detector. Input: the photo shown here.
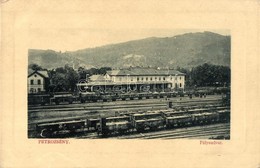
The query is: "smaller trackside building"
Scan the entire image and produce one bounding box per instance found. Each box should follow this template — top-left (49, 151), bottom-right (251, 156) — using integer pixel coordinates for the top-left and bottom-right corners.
top-left (28, 70), bottom-right (49, 93)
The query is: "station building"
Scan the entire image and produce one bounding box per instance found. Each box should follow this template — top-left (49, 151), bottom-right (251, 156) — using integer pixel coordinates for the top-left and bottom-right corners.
top-left (80, 67), bottom-right (185, 92)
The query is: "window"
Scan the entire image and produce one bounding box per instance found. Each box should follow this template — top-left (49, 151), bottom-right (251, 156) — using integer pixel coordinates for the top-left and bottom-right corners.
top-left (163, 77), bottom-right (165, 81)
top-left (155, 77), bottom-right (157, 81)
top-left (150, 77), bottom-right (152, 81)
top-left (30, 80), bottom-right (34, 85)
top-left (141, 77), bottom-right (143, 81)
top-left (180, 83), bottom-right (182, 87)
top-left (38, 88), bottom-right (41, 92)
top-left (38, 79), bottom-right (41, 85)
top-left (34, 75), bottom-right (37, 77)
top-left (180, 77), bottom-right (181, 80)
top-left (159, 77), bottom-right (161, 81)
top-left (146, 77), bottom-right (148, 81)
top-left (137, 77), bottom-right (139, 81)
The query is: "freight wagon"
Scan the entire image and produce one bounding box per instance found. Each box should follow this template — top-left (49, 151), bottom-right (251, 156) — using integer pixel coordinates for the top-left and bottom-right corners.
top-left (36, 120), bottom-right (86, 137)
top-left (35, 107), bottom-right (230, 138)
top-left (97, 116), bottom-right (132, 136)
top-left (131, 112), bottom-right (165, 132)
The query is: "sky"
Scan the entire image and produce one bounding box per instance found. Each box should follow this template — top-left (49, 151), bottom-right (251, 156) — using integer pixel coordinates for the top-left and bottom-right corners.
top-left (5, 0), bottom-right (233, 52)
top-left (24, 1), bottom-right (231, 52)
top-left (29, 29), bottom-right (230, 52)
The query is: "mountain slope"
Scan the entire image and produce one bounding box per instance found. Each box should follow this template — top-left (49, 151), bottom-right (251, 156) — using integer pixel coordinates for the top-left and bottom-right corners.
top-left (29, 31), bottom-right (230, 69)
top-left (28, 49), bottom-right (94, 69)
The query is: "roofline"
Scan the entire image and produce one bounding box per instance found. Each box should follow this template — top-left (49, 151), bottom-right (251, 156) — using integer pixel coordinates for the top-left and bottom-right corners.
top-left (28, 71), bottom-right (49, 78)
top-left (77, 81), bottom-right (173, 86)
top-left (108, 74), bottom-right (185, 76)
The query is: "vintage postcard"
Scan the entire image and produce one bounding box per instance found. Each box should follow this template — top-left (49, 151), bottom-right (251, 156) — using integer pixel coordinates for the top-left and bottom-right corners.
top-left (1, 0), bottom-right (259, 167)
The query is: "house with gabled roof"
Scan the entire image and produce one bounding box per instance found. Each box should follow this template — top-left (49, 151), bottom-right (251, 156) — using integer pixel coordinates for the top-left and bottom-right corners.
top-left (28, 70), bottom-right (49, 94)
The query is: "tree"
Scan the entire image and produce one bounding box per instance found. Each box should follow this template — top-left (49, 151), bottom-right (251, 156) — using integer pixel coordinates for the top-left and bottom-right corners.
top-left (48, 65), bottom-right (79, 92)
top-left (84, 67), bottom-right (112, 76)
top-left (78, 67), bottom-right (87, 80)
top-left (189, 63), bottom-right (230, 87)
top-left (28, 64), bottom-right (43, 71)
top-left (98, 67), bottom-right (112, 74)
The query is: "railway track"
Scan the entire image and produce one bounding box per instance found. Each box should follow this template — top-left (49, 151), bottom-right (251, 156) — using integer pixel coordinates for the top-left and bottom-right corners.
top-left (28, 95), bottom-right (228, 138)
top-left (28, 105), bottom-right (228, 134)
top-left (73, 123), bottom-right (230, 139)
top-left (28, 96), bottom-right (223, 117)
top-left (145, 127), bottom-right (229, 139)
top-left (28, 102), bottom-right (168, 113)
top-left (113, 123), bottom-right (230, 139)
top-left (163, 130), bottom-right (229, 139)
top-left (28, 95), bottom-right (222, 114)
top-left (28, 101), bottom-right (226, 127)
top-left (28, 103), bottom-right (168, 124)
top-left (28, 100), bottom-right (166, 110)
top-left (28, 102), bottom-right (225, 126)
top-left (28, 95), bottom-right (223, 111)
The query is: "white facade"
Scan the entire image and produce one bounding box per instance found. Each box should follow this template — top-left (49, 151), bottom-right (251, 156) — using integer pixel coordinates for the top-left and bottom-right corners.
top-left (28, 71), bottom-right (49, 93)
top-left (105, 73), bottom-right (185, 89)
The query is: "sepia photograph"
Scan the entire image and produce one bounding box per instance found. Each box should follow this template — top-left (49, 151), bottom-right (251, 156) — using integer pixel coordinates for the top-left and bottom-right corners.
top-left (28, 29), bottom-right (231, 139)
top-left (2, 0), bottom-right (260, 167)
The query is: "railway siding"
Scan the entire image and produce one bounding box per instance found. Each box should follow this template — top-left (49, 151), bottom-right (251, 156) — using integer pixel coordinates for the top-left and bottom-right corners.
top-left (28, 95), bottom-right (230, 139)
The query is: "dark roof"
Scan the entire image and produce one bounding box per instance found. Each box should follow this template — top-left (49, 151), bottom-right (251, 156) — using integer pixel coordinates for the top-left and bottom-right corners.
top-left (107, 68), bottom-right (185, 76)
top-left (28, 70), bottom-right (49, 78)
